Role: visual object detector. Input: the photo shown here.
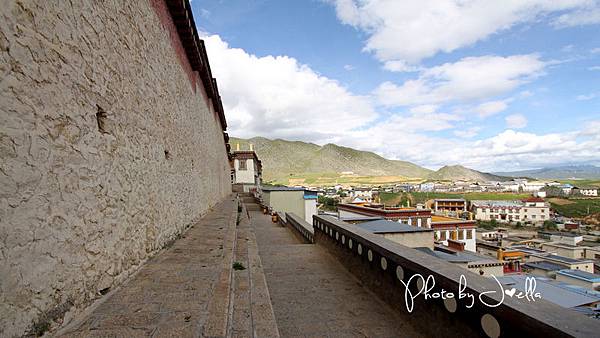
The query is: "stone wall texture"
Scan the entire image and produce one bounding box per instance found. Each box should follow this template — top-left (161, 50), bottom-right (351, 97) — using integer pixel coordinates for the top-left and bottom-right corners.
top-left (0, 1), bottom-right (231, 336)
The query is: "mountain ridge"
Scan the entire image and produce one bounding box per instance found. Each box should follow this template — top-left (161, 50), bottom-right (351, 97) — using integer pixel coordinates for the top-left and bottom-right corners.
top-left (494, 165), bottom-right (600, 180)
top-left (231, 137), bottom-right (511, 184)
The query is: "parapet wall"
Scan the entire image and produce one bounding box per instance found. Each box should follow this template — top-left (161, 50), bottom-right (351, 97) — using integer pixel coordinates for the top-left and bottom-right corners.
top-left (0, 1), bottom-right (231, 335)
top-left (313, 215), bottom-right (600, 337)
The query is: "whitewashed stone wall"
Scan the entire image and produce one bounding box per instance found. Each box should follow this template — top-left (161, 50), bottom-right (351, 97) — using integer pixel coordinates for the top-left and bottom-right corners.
top-left (0, 1), bottom-right (231, 336)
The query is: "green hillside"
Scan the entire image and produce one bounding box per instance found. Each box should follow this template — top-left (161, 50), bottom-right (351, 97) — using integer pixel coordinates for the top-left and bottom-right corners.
top-left (230, 137), bottom-right (432, 184)
top-left (427, 165), bottom-right (508, 182)
top-left (230, 137), bottom-right (511, 185)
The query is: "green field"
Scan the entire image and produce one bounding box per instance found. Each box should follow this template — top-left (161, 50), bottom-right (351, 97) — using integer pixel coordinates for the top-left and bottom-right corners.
top-left (379, 192), bottom-right (530, 205)
top-left (270, 173), bottom-right (422, 186)
top-left (557, 179), bottom-right (600, 187)
top-left (548, 198), bottom-right (600, 218)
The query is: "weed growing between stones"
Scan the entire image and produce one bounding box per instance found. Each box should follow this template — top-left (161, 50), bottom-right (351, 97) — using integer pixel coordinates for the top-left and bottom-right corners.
top-left (232, 262), bottom-right (246, 270)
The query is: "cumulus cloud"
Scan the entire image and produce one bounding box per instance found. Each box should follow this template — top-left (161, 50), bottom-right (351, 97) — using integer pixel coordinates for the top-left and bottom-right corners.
top-left (202, 35), bottom-right (376, 142)
top-left (454, 127), bottom-right (481, 139)
top-left (475, 100), bottom-right (509, 118)
top-left (375, 55), bottom-right (546, 107)
top-left (505, 114), bottom-right (528, 129)
top-left (329, 0), bottom-right (597, 64)
top-left (553, 5), bottom-right (600, 27)
top-left (203, 34), bottom-right (599, 171)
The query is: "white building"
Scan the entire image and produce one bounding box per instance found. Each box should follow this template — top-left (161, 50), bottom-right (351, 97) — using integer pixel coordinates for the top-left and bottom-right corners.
top-left (471, 198), bottom-right (550, 225)
top-left (578, 187), bottom-right (599, 197)
top-left (232, 146), bottom-right (262, 193)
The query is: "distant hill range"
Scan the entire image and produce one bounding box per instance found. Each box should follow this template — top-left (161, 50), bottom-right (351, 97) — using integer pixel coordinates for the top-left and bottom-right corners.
top-left (428, 165), bottom-right (508, 182)
top-left (494, 165), bottom-right (600, 180)
top-left (230, 137), bottom-right (509, 184)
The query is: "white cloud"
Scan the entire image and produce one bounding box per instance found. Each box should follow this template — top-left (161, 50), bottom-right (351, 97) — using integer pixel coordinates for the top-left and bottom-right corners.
top-left (375, 55), bottom-right (546, 107)
top-left (202, 34), bottom-right (377, 142)
top-left (343, 64), bottom-right (355, 70)
top-left (592, 47), bottom-right (600, 54)
top-left (409, 104), bottom-right (438, 114)
top-left (553, 6), bottom-right (600, 27)
top-left (505, 114), bottom-right (528, 129)
top-left (382, 60), bottom-right (422, 73)
top-left (561, 44), bottom-right (575, 52)
top-left (454, 127), bottom-right (481, 139)
top-left (589, 65), bottom-right (600, 70)
top-left (475, 100), bottom-right (509, 118)
top-left (337, 125), bottom-right (599, 171)
top-left (330, 0), bottom-right (595, 64)
top-left (202, 34), bottom-right (600, 172)
top-left (576, 93), bottom-right (598, 100)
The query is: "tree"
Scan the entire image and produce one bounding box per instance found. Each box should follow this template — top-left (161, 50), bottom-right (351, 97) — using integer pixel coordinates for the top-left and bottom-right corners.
top-left (543, 220), bottom-right (558, 230)
top-left (541, 186), bottom-right (564, 198)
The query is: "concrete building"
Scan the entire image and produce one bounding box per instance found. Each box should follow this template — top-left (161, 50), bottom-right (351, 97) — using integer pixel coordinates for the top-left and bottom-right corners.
top-left (541, 242), bottom-right (586, 259)
top-left (432, 198), bottom-right (467, 213)
top-left (417, 245), bottom-right (505, 277)
top-left (337, 203), bottom-right (433, 227)
top-left (471, 198), bottom-right (549, 225)
top-left (524, 261), bottom-right (566, 278)
top-left (337, 203), bottom-right (477, 252)
top-left (355, 219), bottom-right (434, 249)
top-left (262, 186), bottom-right (317, 223)
top-left (521, 197), bottom-right (550, 223)
top-left (556, 270), bottom-right (600, 290)
top-left (431, 215), bottom-right (477, 252)
top-left (231, 147), bottom-right (262, 193)
top-left (498, 275), bottom-right (600, 318)
top-left (471, 200), bottom-right (523, 222)
top-left (576, 187), bottom-right (599, 197)
top-left (530, 254), bottom-right (595, 273)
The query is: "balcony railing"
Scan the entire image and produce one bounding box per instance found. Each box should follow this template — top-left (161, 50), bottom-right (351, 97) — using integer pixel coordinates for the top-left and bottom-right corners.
top-left (312, 214), bottom-right (600, 338)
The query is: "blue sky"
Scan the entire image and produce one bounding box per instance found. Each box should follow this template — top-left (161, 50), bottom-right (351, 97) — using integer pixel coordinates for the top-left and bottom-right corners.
top-left (191, 0), bottom-right (600, 172)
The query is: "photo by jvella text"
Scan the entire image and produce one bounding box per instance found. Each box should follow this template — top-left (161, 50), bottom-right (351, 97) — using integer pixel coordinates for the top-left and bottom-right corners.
top-left (401, 274), bottom-right (541, 313)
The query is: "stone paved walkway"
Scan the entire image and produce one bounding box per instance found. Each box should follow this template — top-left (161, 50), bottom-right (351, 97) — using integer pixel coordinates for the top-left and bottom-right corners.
top-left (250, 210), bottom-right (424, 338)
top-left (59, 197), bottom-right (238, 337)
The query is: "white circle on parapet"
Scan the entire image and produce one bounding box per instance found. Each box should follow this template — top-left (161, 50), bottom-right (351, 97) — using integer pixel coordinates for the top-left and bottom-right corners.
top-left (336, 232), bottom-right (339, 240)
top-left (417, 277), bottom-right (424, 290)
top-left (368, 249), bottom-right (373, 262)
top-left (481, 314), bottom-right (500, 338)
top-left (381, 257), bottom-right (387, 270)
top-left (357, 244), bottom-right (362, 255)
top-left (396, 266), bottom-right (404, 281)
top-left (444, 297), bottom-right (457, 313)
top-left (342, 235), bottom-right (345, 244)
top-left (349, 239), bottom-right (353, 249)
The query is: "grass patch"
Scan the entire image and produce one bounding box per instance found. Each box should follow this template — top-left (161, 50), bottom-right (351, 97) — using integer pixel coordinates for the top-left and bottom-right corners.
top-left (232, 262), bottom-right (246, 271)
top-left (379, 192), bottom-right (530, 205)
top-left (557, 179), bottom-right (600, 187)
top-left (549, 198), bottom-right (600, 218)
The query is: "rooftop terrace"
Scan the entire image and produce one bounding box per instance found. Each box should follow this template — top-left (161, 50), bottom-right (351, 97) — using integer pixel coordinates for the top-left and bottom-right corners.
top-left (57, 194), bottom-right (600, 337)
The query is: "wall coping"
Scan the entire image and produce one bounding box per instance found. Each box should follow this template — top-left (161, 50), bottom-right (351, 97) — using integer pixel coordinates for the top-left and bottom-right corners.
top-left (313, 214), bottom-right (600, 337)
top-left (285, 213), bottom-right (314, 243)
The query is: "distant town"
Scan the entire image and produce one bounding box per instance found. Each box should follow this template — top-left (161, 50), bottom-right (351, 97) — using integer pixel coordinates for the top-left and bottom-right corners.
top-left (232, 143), bottom-right (600, 320)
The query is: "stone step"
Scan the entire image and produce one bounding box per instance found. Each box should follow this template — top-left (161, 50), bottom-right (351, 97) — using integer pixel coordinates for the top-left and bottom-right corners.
top-left (245, 203), bottom-right (261, 211)
top-left (241, 196), bottom-right (255, 203)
